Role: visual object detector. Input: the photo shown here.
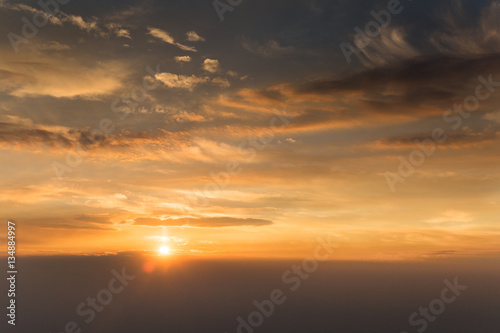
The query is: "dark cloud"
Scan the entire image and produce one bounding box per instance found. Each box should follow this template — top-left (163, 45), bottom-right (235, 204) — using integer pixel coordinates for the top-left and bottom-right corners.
top-left (0, 120), bottom-right (190, 152)
top-left (0, 121), bottom-right (73, 148)
top-left (296, 54), bottom-right (500, 112)
top-left (376, 129), bottom-right (499, 148)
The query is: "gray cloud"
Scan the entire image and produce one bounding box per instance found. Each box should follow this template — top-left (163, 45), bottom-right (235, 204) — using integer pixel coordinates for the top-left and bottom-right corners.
top-left (296, 54), bottom-right (500, 112)
top-left (0, 121), bottom-right (73, 149)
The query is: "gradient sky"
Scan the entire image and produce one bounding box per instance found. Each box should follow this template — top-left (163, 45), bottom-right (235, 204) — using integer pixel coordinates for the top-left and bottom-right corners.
top-left (0, 0), bottom-right (499, 259)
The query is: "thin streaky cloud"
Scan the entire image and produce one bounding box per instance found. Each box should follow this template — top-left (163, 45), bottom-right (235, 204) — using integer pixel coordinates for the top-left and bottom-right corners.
top-left (147, 26), bottom-right (197, 52)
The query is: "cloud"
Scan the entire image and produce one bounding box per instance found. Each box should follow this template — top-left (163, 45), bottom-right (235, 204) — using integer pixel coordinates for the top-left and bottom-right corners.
top-left (41, 222), bottom-right (117, 230)
top-left (155, 72), bottom-right (230, 90)
top-left (0, 50), bottom-right (127, 98)
top-left (348, 1), bottom-right (500, 68)
top-left (424, 210), bottom-right (473, 225)
top-left (104, 4), bottom-right (150, 22)
top-left (35, 41), bottom-right (71, 51)
top-left (147, 27), bottom-right (175, 43)
top-left (174, 56), bottom-right (192, 63)
top-left (208, 52), bottom-right (500, 134)
top-left (7, 40), bottom-right (71, 53)
top-left (0, 120), bottom-right (73, 150)
top-left (0, 2), bottom-right (130, 38)
top-left (354, 26), bottom-right (419, 68)
top-left (155, 73), bottom-right (208, 90)
top-left (147, 27), bottom-right (197, 52)
top-left (133, 216), bottom-right (273, 227)
top-left (295, 54), bottom-right (500, 116)
top-left (172, 111), bottom-right (207, 123)
top-left (211, 77), bottom-right (230, 88)
top-left (186, 31), bottom-right (205, 42)
top-left (202, 58), bottom-right (220, 73)
top-left (106, 23), bottom-right (132, 39)
top-left (0, 116), bottom-right (191, 155)
top-left (74, 213), bottom-right (115, 224)
top-left (0, 2), bottom-right (63, 26)
top-left (62, 14), bottom-right (130, 38)
top-left (483, 111), bottom-right (500, 123)
top-left (64, 14), bottom-right (100, 33)
top-left (241, 38), bottom-right (295, 58)
top-left (0, 115), bottom-right (119, 151)
top-left (430, 0), bottom-right (500, 56)
top-left (371, 129), bottom-right (498, 150)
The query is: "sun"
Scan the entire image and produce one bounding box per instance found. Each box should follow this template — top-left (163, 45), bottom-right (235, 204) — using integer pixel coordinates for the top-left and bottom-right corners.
top-left (158, 245), bottom-right (171, 255)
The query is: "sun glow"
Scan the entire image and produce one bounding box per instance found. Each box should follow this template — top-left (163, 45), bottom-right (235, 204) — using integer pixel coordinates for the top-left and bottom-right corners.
top-left (158, 246), bottom-right (171, 255)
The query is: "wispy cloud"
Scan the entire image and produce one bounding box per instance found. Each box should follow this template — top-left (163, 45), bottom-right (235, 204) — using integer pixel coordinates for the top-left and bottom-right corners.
top-left (0, 115), bottom-right (191, 155)
top-left (0, 2), bottom-right (131, 38)
top-left (147, 27), bottom-right (197, 52)
top-left (430, 0), bottom-right (500, 55)
top-left (354, 26), bottom-right (419, 68)
top-left (0, 117), bottom-right (73, 150)
top-left (0, 50), bottom-right (128, 98)
top-left (241, 38), bottom-right (295, 58)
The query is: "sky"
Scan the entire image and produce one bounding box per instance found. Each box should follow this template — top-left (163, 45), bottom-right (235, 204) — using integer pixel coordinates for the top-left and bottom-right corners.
top-left (0, 0), bottom-right (499, 260)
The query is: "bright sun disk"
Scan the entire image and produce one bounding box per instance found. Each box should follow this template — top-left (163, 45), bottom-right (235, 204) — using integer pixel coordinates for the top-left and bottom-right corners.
top-left (158, 246), bottom-right (171, 255)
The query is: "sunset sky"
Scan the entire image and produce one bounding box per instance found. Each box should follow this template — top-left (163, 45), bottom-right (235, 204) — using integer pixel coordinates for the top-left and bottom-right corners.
top-left (0, 0), bottom-right (499, 260)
